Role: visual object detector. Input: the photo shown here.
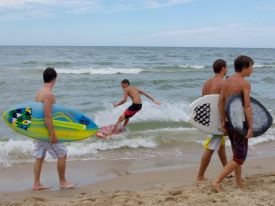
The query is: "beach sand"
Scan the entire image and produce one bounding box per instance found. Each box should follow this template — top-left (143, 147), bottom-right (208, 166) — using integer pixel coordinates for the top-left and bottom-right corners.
top-left (0, 155), bottom-right (275, 206)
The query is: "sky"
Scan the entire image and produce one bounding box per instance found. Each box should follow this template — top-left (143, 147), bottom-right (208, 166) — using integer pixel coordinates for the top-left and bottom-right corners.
top-left (0, 0), bottom-right (275, 48)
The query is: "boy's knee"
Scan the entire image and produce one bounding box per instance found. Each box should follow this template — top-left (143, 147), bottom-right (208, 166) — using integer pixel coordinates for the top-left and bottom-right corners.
top-left (118, 115), bottom-right (125, 121)
top-left (233, 158), bottom-right (245, 165)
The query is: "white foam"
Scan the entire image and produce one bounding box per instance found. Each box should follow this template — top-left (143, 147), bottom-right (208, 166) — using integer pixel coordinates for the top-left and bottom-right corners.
top-left (56, 68), bottom-right (143, 75)
top-left (0, 137), bottom-right (158, 166)
top-left (95, 100), bottom-right (190, 126)
top-left (178, 65), bottom-right (205, 69)
top-left (0, 139), bottom-right (34, 167)
top-left (254, 64), bottom-right (275, 68)
top-left (67, 137), bottom-right (157, 158)
top-left (249, 128), bottom-right (275, 146)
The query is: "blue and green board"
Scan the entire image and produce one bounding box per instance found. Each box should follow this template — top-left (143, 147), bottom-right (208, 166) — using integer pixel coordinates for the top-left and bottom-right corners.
top-left (2, 102), bottom-right (98, 142)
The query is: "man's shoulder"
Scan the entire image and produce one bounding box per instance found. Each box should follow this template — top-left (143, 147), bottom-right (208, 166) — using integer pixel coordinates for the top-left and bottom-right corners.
top-left (127, 86), bottom-right (138, 91)
top-left (42, 90), bottom-right (55, 102)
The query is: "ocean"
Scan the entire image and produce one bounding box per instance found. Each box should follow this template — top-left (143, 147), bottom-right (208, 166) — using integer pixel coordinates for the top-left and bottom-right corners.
top-left (0, 46), bottom-right (275, 167)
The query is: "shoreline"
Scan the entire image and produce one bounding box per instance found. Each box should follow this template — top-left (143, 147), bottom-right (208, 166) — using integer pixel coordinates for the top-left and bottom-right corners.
top-left (1, 141), bottom-right (275, 192)
top-left (1, 154), bottom-right (275, 205)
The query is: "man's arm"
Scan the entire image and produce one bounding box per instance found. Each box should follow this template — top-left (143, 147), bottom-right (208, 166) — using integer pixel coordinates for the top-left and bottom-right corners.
top-left (201, 80), bottom-right (210, 96)
top-left (43, 94), bottom-right (58, 144)
top-left (218, 86), bottom-right (227, 134)
top-left (113, 90), bottom-right (128, 107)
top-left (243, 81), bottom-right (253, 138)
top-left (139, 89), bottom-right (161, 105)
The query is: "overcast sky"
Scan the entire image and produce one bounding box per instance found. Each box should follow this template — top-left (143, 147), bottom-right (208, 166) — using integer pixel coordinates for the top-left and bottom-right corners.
top-left (0, 0), bottom-right (275, 48)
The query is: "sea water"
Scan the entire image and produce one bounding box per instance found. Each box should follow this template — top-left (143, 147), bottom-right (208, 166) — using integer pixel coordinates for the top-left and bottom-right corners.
top-left (0, 46), bottom-right (274, 167)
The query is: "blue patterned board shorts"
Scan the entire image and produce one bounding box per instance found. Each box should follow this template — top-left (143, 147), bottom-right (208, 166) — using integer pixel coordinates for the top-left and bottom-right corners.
top-left (33, 141), bottom-right (67, 159)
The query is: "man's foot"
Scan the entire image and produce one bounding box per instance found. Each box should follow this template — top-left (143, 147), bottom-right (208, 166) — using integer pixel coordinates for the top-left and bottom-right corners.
top-left (212, 181), bottom-right (223, 193)
top-left (235, 181), bottom-right (246, 189)
top-left (196, 177), bottom-right (209, 184)
top-left (60, 182), bottom-right (76, 190)
top-left (32, 184), bottom-right (51, 191)
top-left (226, 174), bottom-right (234, 179)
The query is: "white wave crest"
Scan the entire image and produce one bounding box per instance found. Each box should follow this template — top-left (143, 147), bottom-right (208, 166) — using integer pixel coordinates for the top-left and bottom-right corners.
top-left (0, 137), bottom-right (157, 167)
top-left (178, 65), bottom-right (205, 69)
top-left (56, 68), bottom-right (143, 75)
top-left (94, 100), bottom-right (190, 126)
top-left (254, 64), bottom-right (275, 68)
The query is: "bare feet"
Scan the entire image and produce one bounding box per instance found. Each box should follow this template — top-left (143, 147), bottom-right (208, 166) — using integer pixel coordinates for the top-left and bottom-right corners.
top-left (196, 177), bottom-right (209, 184)
top-left (60, 182), bottom-right (76, 190)
top-left (235, 181), bottom-right (246, 189)
top-left (212, 181), bottom-right (223, 193)
top-left (226, 174), bottom-right (234, 179)
top-left (32, 184), bottom-right (51, 191)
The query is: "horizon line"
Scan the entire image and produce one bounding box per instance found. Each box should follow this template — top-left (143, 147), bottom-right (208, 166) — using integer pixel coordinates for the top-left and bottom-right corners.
top-left (0, 45), bottom-right (275, 49)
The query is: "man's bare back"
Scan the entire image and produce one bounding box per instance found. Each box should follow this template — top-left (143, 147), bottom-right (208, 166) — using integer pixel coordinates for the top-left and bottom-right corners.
top-left (35, 87), bottom-right (56, 104)
top-left (124, 86), bottom-right (142, 104)
top-left (202, 76), bottom-right (224, 95)
top-left (221, 75), bottom-right (250, 103)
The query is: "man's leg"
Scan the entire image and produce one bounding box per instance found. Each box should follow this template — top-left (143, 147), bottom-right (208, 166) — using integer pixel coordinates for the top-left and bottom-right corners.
top-left (57, 155), bottom-right (74, 189)
top-left (235, 165), bottom-right (243, 188)
top-left (122, 118), bottom-right (129, 128)
top-left (212, 160), bottom-right (239, 192)
top-left (112, 114), bottom-right (125, 133)
top-left (33, 157), bottom-right (50, 190)
top-left (218, 145), bottom-right (227, 167)
top-left (197, 149), bottom-right (214, 182)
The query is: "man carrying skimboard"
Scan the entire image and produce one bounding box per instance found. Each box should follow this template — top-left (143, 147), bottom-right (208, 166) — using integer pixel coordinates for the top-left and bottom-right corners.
top-left (33, 67), bottom-right (74, 190)
top-left (212, 55), bottom-right (254, 192)
top-left (111, 79), bottom-right (161, 134)
top-left (196, 59), bottom-right (229, 183)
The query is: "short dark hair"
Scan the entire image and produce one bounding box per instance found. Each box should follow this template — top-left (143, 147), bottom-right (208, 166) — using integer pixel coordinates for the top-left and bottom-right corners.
top-left (121, 79), bottom-right (130, 85)
top-left (213, 59), bottom-right (227, 73)
top-left (234, 55), bottom-right (254, 72)
top-left (43, 67), bottom-right (57, 83)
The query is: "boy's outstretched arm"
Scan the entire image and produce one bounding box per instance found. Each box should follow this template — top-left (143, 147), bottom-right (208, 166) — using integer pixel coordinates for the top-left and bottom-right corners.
top-left (113, 90), bottom-right (128, 107)
top-left (139, 89), bottom-right (161, 105)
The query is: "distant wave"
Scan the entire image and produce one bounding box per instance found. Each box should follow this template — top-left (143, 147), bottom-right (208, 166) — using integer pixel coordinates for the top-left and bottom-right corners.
top-left (254, 64), bottom-right (275, 68)
top-left (56, 68), bottom-right (143, 75)
top-left (145, 65), bottom-right (207, 73)
top-left (178, 65), bottom-right (206, 69)
top-left (23, 61), bottom-right (37, 65)
top-left (23, 61), bottom-right (72, 66)
top-left (45, 61), bottom-right (72, 66)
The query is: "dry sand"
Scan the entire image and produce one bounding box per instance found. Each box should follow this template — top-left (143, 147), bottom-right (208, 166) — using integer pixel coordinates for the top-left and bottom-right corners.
top-left (1, 156), bottom-right (275, 206)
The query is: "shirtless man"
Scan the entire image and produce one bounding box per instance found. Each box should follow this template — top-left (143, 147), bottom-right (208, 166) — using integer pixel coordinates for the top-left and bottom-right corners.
top-left (196, 59), bottom-right (228, 182)
top-left (212, 55), bottom-right (254, 192)
top-left (32, 67), bottom-right (74, 190)
top-left (112, 79), bottom-right (161, 133)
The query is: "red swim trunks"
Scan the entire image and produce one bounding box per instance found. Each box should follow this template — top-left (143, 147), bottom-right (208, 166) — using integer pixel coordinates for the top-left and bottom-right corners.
top-left (124, 104), bottom-right (142, 119)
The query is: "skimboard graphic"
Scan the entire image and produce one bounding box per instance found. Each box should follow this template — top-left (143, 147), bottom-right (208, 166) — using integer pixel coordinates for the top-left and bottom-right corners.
top-left (189, 94), bottom-right (223, 135)
top-left (193, 103), bottom-right (211, 127)
top-left (8, 107), bottom-right (32, 131)
top-left (2, 102), bottom-right (98, 142)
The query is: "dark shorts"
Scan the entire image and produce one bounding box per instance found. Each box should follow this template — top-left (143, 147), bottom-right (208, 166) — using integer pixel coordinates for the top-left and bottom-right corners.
top-left (226, 122), bottom-right (248, 165)
top-left (124, 104), bottom-right (142, 119)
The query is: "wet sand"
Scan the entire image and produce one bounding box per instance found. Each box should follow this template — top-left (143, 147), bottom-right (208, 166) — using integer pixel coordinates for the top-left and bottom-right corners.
top-left (0, 155), bottom-right (275, 206)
